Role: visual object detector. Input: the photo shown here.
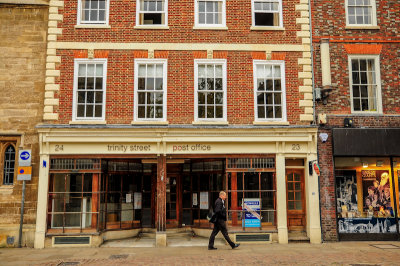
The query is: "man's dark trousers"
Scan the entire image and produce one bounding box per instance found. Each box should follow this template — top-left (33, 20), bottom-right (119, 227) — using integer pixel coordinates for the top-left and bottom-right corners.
top-left (208, 219), bottom-right (235, 248)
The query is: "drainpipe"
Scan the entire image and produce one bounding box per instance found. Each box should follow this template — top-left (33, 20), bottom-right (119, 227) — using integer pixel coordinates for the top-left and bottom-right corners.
top-left (308, 0), bottom-right (324, 242)
top-left (309, 0), bottom-right (316, 126)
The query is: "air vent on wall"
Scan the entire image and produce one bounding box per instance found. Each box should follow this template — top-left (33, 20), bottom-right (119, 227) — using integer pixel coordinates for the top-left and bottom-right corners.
top-left (54, 236), bottom-right (90, 245)
top-left (235, 233), bottom-right (271, 242)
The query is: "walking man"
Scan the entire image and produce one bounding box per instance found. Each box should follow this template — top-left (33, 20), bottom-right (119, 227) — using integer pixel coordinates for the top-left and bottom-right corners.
top-left (208, 191), bottom-right (240, 250)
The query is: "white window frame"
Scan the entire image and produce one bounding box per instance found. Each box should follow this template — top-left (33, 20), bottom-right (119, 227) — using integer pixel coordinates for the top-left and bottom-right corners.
top-left (253, 60), bottom-right (287, 122)
top-left (77, 0), bottom-right (110, 25)
top-left (194, 0), bottom-right (226, 28)
top-left (345, 0), bottom-right (377, 26)
top-left (72, 59), bottom-right (108, 121)
top-left (251, 0), bottom-right (283, 28)
top-left (134, 59), bottom-right (168, 122)
top-left (136, 0), bottom-right (169, 27)
top-left (194, 59), bottom-right (227, 122)
top-left (348, 55), bottom-right (382, 114)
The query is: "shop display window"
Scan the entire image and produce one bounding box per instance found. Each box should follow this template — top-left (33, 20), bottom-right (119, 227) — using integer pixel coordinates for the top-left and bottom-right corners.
top-left (48, 173), bottom-right (99, 233)
top-left (335, 157), bottom-right (398, 234)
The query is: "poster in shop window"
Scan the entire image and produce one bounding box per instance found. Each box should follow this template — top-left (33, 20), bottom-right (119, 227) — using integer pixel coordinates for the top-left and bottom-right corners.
top-left (193, 193), bottom-right (198, 206)
top-left (242, 198), bottom-right (261, 228)
top-left (361, 170), bottom-right (392, 215)
top-left (335, 170), bottom-right (358, 213)
top-left (200, 192), bottom-right (208, 209)
top-left (134, 192), bottom-right (142, 209)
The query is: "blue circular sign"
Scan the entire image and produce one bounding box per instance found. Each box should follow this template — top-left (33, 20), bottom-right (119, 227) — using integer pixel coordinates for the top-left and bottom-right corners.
top-left (20, 151), bottom-right (30, 160)
top-left (19, 169), bottom-right (25, 174)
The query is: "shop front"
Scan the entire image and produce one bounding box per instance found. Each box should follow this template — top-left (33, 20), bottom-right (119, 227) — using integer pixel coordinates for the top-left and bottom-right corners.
top-left (34, 126), bottom-right (321, 248)
top-left (333, 129), bottom-right (400, 241)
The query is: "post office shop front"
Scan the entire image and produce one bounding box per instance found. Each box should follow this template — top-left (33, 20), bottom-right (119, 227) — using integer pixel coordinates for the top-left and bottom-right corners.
top-left (34, 126), bottom-right (321, 248)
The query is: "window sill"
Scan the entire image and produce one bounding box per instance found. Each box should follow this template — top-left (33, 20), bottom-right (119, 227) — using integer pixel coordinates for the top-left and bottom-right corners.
top-left (250, 26), bottom-right (285, 31)
top-left (0, 186), bottom-right (14, 195)
top-left (350, 112), bottom-right (383, 116)
top-left (69, 120), bottom-right (107, 125)
top-left (131, 121), bottom-right (169, 125)
top-left (75, 25), bottom-right (111, 29)
top-left (193, 26), bottom-right (228, 30)
top-left (345, 26), bottom-right (380, 30)
top-left (192, 121), bottom-right (229, 125)
top-left (134, 25), bottom-right (170, 30)
top-left (253, 121), bottom-right (289, 126)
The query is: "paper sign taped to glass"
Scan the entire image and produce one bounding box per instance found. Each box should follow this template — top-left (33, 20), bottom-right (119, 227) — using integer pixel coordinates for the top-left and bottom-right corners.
top-left (242, 198), bottom-right (261, 228)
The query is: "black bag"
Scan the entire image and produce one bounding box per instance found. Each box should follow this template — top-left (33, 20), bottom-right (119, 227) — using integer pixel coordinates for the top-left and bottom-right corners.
top-left (207, 209), bottom-right (217, 223)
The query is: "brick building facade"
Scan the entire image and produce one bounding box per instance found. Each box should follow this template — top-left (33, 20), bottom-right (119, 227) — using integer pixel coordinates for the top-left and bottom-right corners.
top-left (33, 0), bottom-right (322, 248)
top-left (313, 0), bottom-right (400, 241)
top-left (0, 1), bottom-right (48, 247)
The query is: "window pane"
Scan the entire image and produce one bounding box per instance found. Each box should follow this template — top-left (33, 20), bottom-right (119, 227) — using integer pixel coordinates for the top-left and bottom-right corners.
top-left (78, 91), bottom-right (85, 103)
top-left (155, 92), bottom-right (163, 104)
top-left (78, 64), bottom-right (86, 76)
top-left (77, 105), bottom-right (85, 117)
top-left (198, 92), bottom-right (205, 104)
top-left (258, 106), bottom-right (265, 118)
top-left (86, 105), bottom-right (94, 117)
top-left (95, 105), bottom-right (102, 117)
top-left (198, 106), bottom-right (205, 118)
top-left (207, 78), bottom-right (214, 90)
top-left (215, 92), bottom-right (223, 104)
top-left (215, 78), bottom-right (222, 90)
top-left (257, 79), bottom-right (265, 91)
top-left (95, 91), bottom-right (103, 103)
top-left (207, 92), bottom-right (214, 104)
top-left (155, 106), bottom-right (163, 118)
top-left (95, 78), bottom-right (103, 90)
top-left (257, 93), bottom-right (265, 104)
top-left (199, 1), bottom-right (205, 12)
top-left (155, 78), bottom-right (163, 90)
top-left (138, 106), bottom-right (145, 118)
top-left (207, 106), bottom-right (214, 118)
top-left (138, 65), bottom-right (146, 77)
top-left (198, 78), bottom-right (206, 90)
top-left (215, 106), bottom-right (223, 118)
top-left (147, 78), bottom-right (155, 90)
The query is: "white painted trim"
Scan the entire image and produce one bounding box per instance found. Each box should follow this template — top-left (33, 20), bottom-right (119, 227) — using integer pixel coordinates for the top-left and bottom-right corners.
top-left (194, 0), bottom-right (226, 28)
top-left (348, 55), bottom-right (382, 114)
top-left (192, 26), bottom-right (228, 30)
top-left (253, 60), bottom-right (287, 122)
top-left (250, 26), bottom-right (285, 31)
top-left (134, 25), bottom-right (170, 30)
top-left (77, 0), bottom-right (110, 25)
top-left (345, 0), bottom-right (377, 27)
top-left (72, 59), bottom-right (108, 122)
top-left (51, 42), bottom-right (310, 52)
top-left (194, 59), bottom-right (227, 122)
top-left (133, 59), bottom-right (168, 122)
top-left (74, 25), bottom-right (111, 29)
top-left (136, 0), bottom-right (168, 27)
top-left (251, 0), bottom-right (283, 28)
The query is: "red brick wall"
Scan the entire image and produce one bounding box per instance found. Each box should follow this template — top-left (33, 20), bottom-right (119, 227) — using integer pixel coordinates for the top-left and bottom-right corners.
top-left (55, 50), bottom-right (305, 125)
top-left (58, 0), bottom-right (303, 44)
top-left (312, 0), bottom-right (400, 241)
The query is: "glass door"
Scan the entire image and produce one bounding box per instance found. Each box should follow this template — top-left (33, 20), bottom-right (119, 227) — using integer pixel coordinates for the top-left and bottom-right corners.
top-left (166, 175), bottom-right (179, 227)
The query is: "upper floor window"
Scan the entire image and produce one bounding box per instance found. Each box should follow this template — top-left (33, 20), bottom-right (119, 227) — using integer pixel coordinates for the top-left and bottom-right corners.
top-left (78, 0), bottom-right (109, 25)
top-left (253, 61), bottom-right (286, 121)
top-left (195, 0), bottom-right (226, 28)
top-left (134, 59), bottom-right (168, 121)
top-left (194, 60), bottom-right (227, 121)
top-left (349, 56), bottom-right (381, 113)
top-left (346, 0), bottom-right (377, 26)
top-left (252, 0), bottom-right (283, 27)
top-left (137, 0), bottom-right (168, 26)
top-left (3, 144), bottom-right (16, 185)
top-left (73, 59), bottom-right (107, 121)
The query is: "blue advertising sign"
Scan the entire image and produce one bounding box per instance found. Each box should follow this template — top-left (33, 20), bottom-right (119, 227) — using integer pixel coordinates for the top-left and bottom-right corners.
top-left (242, 198), bottom-right (261, 228)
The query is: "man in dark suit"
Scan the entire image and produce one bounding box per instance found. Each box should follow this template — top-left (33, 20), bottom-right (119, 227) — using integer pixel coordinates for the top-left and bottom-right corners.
top-left (208, 191), bottom-right (240, 250)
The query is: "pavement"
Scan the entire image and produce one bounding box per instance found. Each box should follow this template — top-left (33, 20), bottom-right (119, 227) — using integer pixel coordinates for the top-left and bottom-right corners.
top-left (1, 241), bottom-right (400, 265)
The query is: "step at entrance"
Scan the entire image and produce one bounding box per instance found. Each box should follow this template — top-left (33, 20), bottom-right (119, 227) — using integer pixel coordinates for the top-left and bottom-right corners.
top-left (288, 231), bottom-right (310, 243)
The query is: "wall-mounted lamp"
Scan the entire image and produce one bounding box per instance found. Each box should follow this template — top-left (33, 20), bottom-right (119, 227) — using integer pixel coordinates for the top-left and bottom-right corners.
top-left (344, 118), bottom-right (354, 128)
top-left (376, 160), bottom-right (383, 167)
top-left (362, 162), bottom-right (368, 168)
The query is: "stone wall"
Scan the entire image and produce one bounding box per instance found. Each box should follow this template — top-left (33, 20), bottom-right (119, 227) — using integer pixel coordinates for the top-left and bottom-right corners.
top-left (0, 3), bottom-right (48, 247)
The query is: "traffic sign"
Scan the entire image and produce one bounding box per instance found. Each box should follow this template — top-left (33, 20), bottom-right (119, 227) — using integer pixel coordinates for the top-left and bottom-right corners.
top-left (17, 166), bottom-right (32, 181)
top-left (18, 150), bottom-right (31, 167)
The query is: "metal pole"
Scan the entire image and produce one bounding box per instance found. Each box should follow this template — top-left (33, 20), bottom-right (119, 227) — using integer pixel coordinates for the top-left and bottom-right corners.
top-left (18, 180), bottom-right (26, 248)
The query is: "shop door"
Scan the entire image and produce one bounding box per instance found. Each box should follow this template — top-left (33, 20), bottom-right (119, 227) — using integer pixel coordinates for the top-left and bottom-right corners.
top-left (286, 169), bottom-right (306, 231)
top-left (166, 174), bottom-right (180, 228)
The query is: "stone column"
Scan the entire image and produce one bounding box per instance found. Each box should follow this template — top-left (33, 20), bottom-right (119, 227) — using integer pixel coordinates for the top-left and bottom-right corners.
top-left (156, 155), bottom-right (167, 246)
top-left (34, 154), bottom-right (49, 249)
top-left (306, 153), bottom-right (322, 244)
top-left (276, 153), bottom-right (288, 243)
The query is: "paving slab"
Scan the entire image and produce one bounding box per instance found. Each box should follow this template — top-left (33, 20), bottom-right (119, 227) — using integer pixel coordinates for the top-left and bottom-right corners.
top-left (1, 242), bottom-right (400, 265)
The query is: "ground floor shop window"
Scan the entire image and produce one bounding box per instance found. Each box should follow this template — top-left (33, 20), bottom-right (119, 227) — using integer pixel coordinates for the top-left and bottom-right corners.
top-left (226, 158), bottom-right (276, 231)
top-left (48, 172), bottom-right (99, 232)
top-left (335, 157), bottom-right (399, 236)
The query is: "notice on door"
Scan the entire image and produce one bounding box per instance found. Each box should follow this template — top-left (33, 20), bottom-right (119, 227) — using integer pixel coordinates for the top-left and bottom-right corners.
top-left (134, 192), bottom-right (142, 209)
top-left (193, 193), bottom-right (198, 206)
top-left (200, 192), bottom-right (209, 209)
top-left (126, 193), bottom-right (132, 203)
top-left (242, 198), bottom-right (261, 228)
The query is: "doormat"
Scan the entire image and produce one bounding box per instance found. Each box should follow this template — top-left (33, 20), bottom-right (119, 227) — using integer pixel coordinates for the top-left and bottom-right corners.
top-left (370, 244), bottom-right (400, 249)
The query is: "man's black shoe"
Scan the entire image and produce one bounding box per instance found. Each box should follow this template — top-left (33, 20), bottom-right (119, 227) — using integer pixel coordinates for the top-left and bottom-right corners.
top-left (232, 243), bottom-right (240, 249)
top-left (208, 247), bottom-right (217, 250)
